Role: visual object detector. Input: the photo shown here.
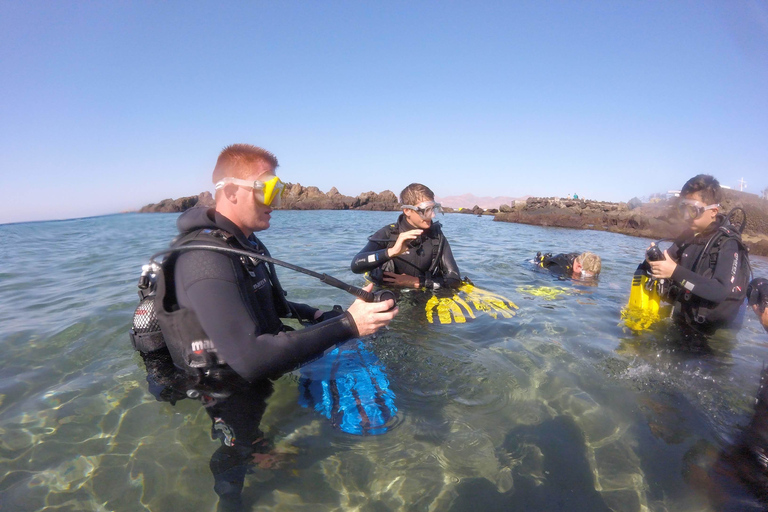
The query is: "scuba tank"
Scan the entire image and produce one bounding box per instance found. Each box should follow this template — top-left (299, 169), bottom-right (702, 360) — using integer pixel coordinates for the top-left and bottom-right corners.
top-left (129, 263), bottom-right (166, 354)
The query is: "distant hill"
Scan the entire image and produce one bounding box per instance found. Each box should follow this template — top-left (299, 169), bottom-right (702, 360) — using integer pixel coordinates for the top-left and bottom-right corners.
top-left (436, 193), bottom-right (529, 210)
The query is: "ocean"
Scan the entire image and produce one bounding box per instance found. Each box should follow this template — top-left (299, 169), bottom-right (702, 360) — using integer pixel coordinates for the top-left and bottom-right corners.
top-left (1, 210), bottom-right (767, 511)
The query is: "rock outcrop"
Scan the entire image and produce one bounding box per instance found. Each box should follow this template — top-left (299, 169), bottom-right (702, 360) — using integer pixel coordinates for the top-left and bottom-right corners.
top-left (138, 192), bottom-right (215, 213)
top-left (494, 190), bottom-right (768, 256)
top-left (138, 185), bottom-right (400, 213)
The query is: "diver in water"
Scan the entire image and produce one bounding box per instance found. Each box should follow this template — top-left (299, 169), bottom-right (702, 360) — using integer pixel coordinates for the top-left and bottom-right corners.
top-left (645, 174), bottom-right (751, 335)
top-left (131, 144), bottom-right (397, 511)
top-left (350, 183), bottom-right (461, 290)
top-left (534, 251), bottom-right (601, 279)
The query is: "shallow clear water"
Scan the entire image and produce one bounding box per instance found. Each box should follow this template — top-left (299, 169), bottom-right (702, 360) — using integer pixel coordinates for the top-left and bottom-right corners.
top-left (1, 210), bottom-right (767, 511)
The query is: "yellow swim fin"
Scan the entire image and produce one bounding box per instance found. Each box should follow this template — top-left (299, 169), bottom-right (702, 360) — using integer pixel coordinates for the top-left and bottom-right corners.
top-left (459, 283), bottom-right (519, 320)
top-left (516, 285), bottom-right (570, 301)
top-left (425, 294), bottom-right (475, 324)
top-left (621, 265), bottom-right (672, 331)
top-left (425, 282), bottom-right (519, 324)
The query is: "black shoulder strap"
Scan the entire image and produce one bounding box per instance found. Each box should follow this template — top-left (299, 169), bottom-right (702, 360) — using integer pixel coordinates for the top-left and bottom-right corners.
top-left (694, 223), bottom-right (746, 274)
top-left (256, 239), bottom-right (293, 318)
top-left (428, 225), bottom-right (446, 275)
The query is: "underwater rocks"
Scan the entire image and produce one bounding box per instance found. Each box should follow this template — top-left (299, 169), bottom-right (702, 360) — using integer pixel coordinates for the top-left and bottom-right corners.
top-left (494, 190), bottom-right (768, 257)
top-left (137, 185), bottom-right (400, 213)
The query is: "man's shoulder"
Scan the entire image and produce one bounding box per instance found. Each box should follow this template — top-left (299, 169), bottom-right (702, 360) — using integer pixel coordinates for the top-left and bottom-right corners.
top-left (370, 223), bottom-right (398, 238)
top-left (174, 243), bottom-right (240, 282)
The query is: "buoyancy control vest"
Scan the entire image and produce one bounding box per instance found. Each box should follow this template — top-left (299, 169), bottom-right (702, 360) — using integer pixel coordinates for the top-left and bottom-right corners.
top-left (668, 216), bottom-right (751, 329)
top-left (367, 221), bottom-right (447, 286)
top-left (535, 252), bottom-right (579, 275)
top-left (129, 228), bottom-right (292, 376)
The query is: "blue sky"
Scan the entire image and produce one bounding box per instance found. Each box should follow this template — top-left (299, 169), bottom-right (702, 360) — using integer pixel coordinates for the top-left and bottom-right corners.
top-left (2, 1), bottom-right (767, 223)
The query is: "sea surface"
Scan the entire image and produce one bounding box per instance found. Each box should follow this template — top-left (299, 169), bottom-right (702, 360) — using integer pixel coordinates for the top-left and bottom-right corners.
top-left (1, 210), bottom-right (767, 512)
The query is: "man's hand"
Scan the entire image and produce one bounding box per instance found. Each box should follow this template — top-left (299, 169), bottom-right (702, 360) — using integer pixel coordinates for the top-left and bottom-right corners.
top-left (382, 271), bottom-right (420, 289)
top-left (649, 250), bottom-right (677, 280)
top-left (754, 304), bottom-right (768, 332)
top-left (387, 229), bottom-right (423, 258)
top-left (346, 283), bottom-right (398, 336)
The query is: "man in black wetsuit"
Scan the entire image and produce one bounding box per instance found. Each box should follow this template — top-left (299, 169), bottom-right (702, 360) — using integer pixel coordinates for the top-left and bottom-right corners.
top-left (350, 183), bottom-right (461, 290)
top-left (151, 144), bottom-right (397, 510)
top-left (647, 174), bottom-right (750, 335)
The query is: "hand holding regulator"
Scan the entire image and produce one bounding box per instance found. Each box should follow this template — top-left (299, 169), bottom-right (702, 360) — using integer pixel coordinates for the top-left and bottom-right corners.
top-left (646, 243), bottom-right (665, 262)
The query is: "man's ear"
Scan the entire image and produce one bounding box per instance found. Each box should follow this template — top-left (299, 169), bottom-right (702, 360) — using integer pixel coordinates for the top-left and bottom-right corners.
top-left (222, 184), bottom-right (239, 203)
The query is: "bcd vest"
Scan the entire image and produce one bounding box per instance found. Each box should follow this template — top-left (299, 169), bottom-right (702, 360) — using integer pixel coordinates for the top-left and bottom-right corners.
top-left (368, 222), bottom-right (446, 284)
top-left (670, 221), bottom-right (751, 328)
top-left (130, 228), bottom-right (292, 376)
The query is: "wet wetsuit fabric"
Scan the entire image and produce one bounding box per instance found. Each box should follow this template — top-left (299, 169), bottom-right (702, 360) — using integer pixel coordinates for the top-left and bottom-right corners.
top-left (141, 350), bottom-right (274, 511)
top-left (350, 214), bottom-right (461, 289)
top-left (169, 207), bottom-right (358, 383)
top-left (537, 253), bottom-right (579, 276)
top-left (664, 216), bottom-right (749, 333)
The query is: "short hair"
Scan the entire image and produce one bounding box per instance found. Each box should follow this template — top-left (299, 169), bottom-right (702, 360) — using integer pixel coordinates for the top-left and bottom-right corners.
top-left (400, 183), bottom-right (435, 206)
top-left (577, 252), bottom-right (601, 275)
top-left (680, 174), bottom-right (721, 205)
top-left (212, 144), bottom-right (279, 185)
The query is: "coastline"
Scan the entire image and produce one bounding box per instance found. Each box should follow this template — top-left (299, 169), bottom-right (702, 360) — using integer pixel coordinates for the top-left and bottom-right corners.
top-left (135, 187), bottom-right (768, 256)
top-left (491, 193), bottom-right (768, 257)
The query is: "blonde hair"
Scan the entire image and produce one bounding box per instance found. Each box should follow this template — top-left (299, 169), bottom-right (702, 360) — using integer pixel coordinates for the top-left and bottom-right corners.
top-left (577, 252), bottom-right (601, 275)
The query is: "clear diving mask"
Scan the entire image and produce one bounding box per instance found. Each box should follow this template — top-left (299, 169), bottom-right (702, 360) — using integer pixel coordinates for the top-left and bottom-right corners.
top-left (214, 176), bottom-right (285, 207)
top-left (402, 200), bottom-right (443, 220)
top-left (677, 199), bottom-right (719, 221)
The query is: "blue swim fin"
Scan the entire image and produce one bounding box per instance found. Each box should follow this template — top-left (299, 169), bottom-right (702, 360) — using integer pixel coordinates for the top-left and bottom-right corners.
top-left (298, 340), bottom-right (397, 436)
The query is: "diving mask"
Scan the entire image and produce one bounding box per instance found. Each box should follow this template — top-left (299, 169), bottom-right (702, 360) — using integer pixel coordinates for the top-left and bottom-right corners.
top-left (677, 199), bottom-right (719, 221)
top-left (215, 176), bottom-right (285, 207)
top-left (402, 200), bottom-right (443, 220)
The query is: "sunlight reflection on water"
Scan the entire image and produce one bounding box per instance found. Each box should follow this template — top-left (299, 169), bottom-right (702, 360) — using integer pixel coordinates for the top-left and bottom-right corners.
top-left (0, 211), bottom-right (766, 511)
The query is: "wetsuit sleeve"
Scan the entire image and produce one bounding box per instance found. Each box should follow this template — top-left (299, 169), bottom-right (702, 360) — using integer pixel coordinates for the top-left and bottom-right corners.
top-left (350, 227), bottom-right (392, 274)
top-left (670, 238), bottom-right (742, 304)
top-left (176, 250), bottom-right (358, 383)
top-left (428, 238), bottom-right (461, 289)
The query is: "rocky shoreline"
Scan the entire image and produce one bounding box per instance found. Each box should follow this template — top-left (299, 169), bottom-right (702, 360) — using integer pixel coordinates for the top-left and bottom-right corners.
top-left (137, 184), bottom-right (401, 213)
top-left (492, 190), bottom-right (768, 257)
top-left (137, 186), bottom-right (768, 256)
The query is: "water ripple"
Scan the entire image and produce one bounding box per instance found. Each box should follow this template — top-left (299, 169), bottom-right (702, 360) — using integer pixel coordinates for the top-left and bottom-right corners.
top-left (1, 211), bottom-right (767, 511)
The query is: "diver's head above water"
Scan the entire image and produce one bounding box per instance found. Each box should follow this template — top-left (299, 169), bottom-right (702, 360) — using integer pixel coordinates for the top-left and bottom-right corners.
top-left (678, 174), bottom-right (721, 234)
top-left (212, 144), bottom-right (284, 236)
top-left (574, 252), bottom-right (601, 278)
top-left (400, 183), bottom-right (442, 230)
